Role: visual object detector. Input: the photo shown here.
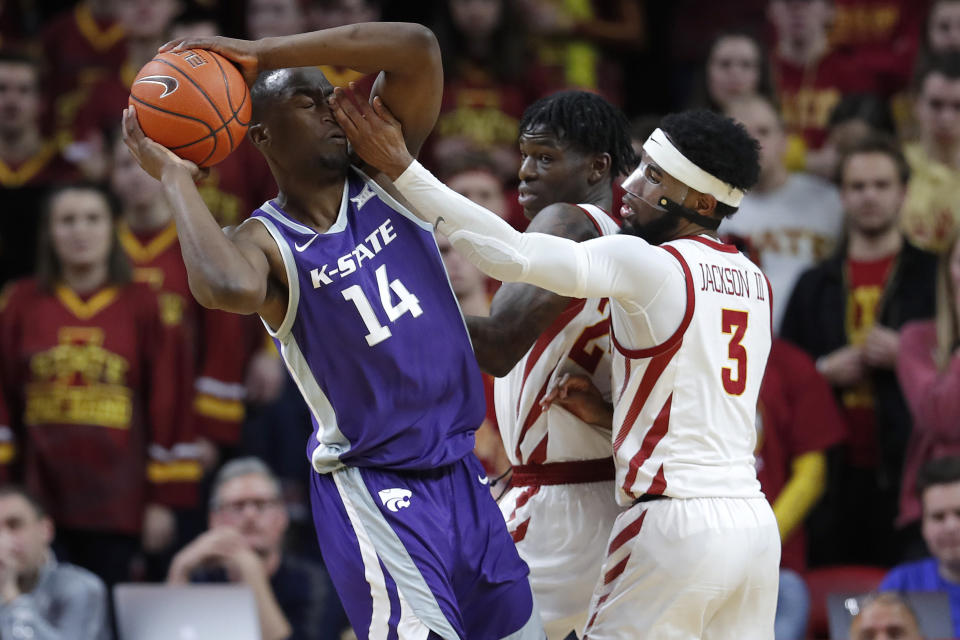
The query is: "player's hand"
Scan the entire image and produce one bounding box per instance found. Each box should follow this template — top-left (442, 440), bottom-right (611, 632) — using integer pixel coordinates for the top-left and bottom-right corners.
top-left (541, 373), bottom-right (614, 431)
top-left (817, 345), bottom-right (866, 387)
top-left (329, 85), bottom-right (414, 181)
top-left (862, 325), bottom-right (900, 370)
top-left (159, 36), bottom-right (260, 87)
top-left (122, 106), bottom-right (207, 183)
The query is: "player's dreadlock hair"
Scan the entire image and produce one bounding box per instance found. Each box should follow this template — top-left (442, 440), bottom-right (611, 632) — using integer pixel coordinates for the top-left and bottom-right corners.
top-left (518, 91), bottom-right (637, 181)
top-left (659, 109), bottom-right (760, 219)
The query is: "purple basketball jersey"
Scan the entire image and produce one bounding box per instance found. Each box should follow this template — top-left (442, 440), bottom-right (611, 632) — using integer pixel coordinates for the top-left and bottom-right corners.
top-left (251, 167), bottom-right (485, 472)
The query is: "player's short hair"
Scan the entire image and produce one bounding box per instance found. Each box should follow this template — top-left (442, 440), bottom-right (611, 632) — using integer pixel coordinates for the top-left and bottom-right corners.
top-left (917, 456), bottom-right (960, 497)
top-left (913, 51), bottom-right (960, 93)
top-left (209, 457), bottom-right (282, 510)
top-left (836, 134), bottom-right (911, 186)
top-left (658, 109), bottom-right (761, 218)
top-left (36, 183), bottom-right (131, 292)
top-left (250, 68), bottom-right (333, 124)
top-left (518, 90), bottom-right (638, 181)
top-left (0, 485), bottom-right (50, 520)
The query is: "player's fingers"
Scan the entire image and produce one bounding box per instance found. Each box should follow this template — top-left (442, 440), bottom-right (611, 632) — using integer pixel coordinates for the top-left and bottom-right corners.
top-left (332, 87), bottom-right (364, 129)
top-left (168, 37), bottom-right (214, 52)
top-left (158, 38), bottom-right (186, 53)
top-left (330, 96), bottom-right (362, 140)
top-left (371, 96), bottom-right (401, 126)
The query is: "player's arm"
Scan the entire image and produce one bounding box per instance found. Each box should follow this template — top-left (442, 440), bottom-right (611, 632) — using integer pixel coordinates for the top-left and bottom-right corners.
top-left (164, 22), bottom-right (442, 157)
top-left (122, 108), bottom-right (284, 322)
top-left (467, 204), bottom-right (600, 377)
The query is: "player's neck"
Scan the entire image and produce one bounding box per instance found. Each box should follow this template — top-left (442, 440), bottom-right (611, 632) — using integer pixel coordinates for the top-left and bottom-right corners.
top-left (0, 126), bottom-right (41, 162)
top-left (124, 200), bottom-right (173, 233)
top-left (755, 164), bottom-right (789, 194)
top-left (275, 179), bottom-right (347, 233)
top-left (581, 184), bottom-right (614, 212)
top-left (778, 32), bottom-right (828, 66)
top-left (457, 288), bottom-right (490, 317)
top-left (61, 263), bottom-right (110, 295)
top-left (847, 228), bottom-right (902, 261)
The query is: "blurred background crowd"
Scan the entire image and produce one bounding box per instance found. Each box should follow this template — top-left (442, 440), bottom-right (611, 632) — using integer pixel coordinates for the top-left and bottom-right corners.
top-left (2, 0), bottom-right (960, 638)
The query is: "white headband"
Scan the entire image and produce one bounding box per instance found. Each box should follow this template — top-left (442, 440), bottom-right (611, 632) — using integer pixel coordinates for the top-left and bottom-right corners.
top-left (641, 128), bottom-right (745, 207)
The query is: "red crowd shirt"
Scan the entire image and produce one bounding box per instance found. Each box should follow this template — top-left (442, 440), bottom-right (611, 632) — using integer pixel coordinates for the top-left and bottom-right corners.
top-left (841, 253), bottom-right (896, 468)
top-left (756, 339), bottom-right (847, 571)
top-left (119, 222), bottom-right (263, 445)
top-left (0, 279), bottom-right (198, 533)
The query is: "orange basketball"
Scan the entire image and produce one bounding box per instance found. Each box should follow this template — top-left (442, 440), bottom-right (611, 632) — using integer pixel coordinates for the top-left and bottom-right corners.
top-left (129, 49), bottom-right (251, 168)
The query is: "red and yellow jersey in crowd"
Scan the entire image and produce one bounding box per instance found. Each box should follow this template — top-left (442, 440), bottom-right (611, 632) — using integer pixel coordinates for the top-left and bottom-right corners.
top-left (119, 222), bottom-right (265, 445)
top-left (0, 279), bottom-right (198, 533)
top-left (755, 339), bottom-right (846, 571)
top-left (0, 133), bottom-right (83, 189)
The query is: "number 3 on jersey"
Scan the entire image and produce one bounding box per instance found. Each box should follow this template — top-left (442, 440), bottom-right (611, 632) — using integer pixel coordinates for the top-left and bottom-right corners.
top-left (342, 264), bottom-right (423, 346)
top-left (721, 309), bottom-right (748, 395)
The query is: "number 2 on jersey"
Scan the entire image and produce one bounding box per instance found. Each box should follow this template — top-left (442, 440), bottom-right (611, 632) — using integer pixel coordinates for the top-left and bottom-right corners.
top-left (342, 264), bottom-right (423, 346)
top-left (721, 309), bottom-right (748, 395)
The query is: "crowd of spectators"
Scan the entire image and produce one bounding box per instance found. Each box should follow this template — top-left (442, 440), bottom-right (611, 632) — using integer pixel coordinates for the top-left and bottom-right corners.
top-left (2, 0), bottom-right (960, 638)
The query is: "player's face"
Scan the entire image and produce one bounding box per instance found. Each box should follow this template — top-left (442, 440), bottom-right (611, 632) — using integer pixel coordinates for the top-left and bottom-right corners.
top-left (49, 189), bottom-right (115, 271)
top-left (517, 127), bottom-right (598, 218)
top-left (930, 1), bottom-right (960, 53)
top-left (0, 496), bottom-right (54, 577)
top-left (921, 481), bottom-right (960, 570)
top-left (264, 71), bottom-right (349, 176)
top-left (437, 234), bottom-right (488, 300)
top-left (619, 152), bottom-right (687, 244)
top-left (210, 474), bottom-right (288, 554)
top-left (850, 602), bottom-right (923, 640)
top-left (0, 63), bottom-right (40, 134)
top-left (767, 0), bottom-right (833, 43)
top-left (447, 170), bottom-right (509, 220)
top-left (116, 0), bottom-right (179, 40)
top-left (916, 72), bottom-right (960, 146)
top-left (839, 153), bottom-right (905, 238)
top-left (707, 36), bottom-right (760, 108)
top-left (727, 99), bottom-right (786, 181)
top-left (247, 0), bottom-right (307, 40)
top-left (111, 138), bottom-right (163, 211)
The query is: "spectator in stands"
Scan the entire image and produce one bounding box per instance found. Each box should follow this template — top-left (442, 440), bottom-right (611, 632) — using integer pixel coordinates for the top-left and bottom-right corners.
top-left (922, 0), bottom-right (960, 58)
top-left (0, 184), bottom-right (199, 586)
top-left (895, 232), bottom-right (960, 534)
top-left (721, 94), bottom-right (844, 332)
top-left (768, 0), bottom-right (875, 162)
top-left (168, 458), bottom-right (338, 640)
top-left (781, 136), bottom-right (937, 566)
top-left (246, 0), bottom-right (307, 39)
top-left (691, 30), bottom-right (776, 114)
top-left (0, 51), bottom-right (85, 283)
top-left (850, 592), bottom-right (925, 640)
top-left (902, 53), bottom-right (960, 253)
top-left (824, 94), bottom-right (898, 163)
top-left (430, 0), bottom-right (539, 181)
top-left (0, 486), bottom-right (110, 640)
top-left (302, 0), bottom-right (381, 97)
top-left (756, 339), bottom-right (847, 640)
top-left (880, 456), bottom-right (960, 637)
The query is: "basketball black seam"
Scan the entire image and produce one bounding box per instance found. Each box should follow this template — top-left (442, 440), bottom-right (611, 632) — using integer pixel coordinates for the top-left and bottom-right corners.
top-left (130, 95), bottom-right (219, 166)
top-left (210, 54), bottom-right (251, 133)
top-left (166, 111), bottom-right (246, 150)
top-left (155, 57), bottom-right (229, 129)
top-left (208, 55), bottom-right (234, 149)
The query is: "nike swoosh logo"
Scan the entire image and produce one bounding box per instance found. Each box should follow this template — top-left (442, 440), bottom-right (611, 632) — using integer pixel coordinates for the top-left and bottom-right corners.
top-left (134, 75), bottom-right (179, 98)
top-left (294, 235), bottom-right (319, 252)
top-left (478, 475), bottom-right (489, 485)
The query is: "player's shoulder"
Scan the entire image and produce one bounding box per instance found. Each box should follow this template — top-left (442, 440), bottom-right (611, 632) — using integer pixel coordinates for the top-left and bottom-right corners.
top-left (526, 202), bottom-right (610, 241)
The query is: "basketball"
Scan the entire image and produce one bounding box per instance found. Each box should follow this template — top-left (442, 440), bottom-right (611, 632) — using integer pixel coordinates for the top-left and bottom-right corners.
top-left (129, 49), bottom-right (251, 168)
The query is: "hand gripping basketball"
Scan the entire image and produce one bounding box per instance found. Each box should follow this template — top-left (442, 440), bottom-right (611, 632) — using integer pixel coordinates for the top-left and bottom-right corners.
top-left (159, 36), bottom-right (261, 88)
top-left (122, 106), bottom-right (206, 183)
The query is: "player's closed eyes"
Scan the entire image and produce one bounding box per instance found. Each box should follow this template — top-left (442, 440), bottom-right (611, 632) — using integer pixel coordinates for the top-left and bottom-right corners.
top-left (926, 98), bottom-right (960, 112)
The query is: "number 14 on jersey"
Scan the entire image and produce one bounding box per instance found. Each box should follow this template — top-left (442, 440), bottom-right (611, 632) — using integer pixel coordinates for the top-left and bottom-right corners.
top-left (342, 264), bottom-right (423, 346)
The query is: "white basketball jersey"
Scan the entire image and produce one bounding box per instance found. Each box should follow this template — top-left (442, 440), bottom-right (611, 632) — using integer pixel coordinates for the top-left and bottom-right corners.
top-left (495, 204), bottom-right (621, 465)
top-left (611, 236), bottom-right (771, 505)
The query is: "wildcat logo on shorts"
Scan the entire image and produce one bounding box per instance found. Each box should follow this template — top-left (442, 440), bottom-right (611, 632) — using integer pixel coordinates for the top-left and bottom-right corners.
top-left (378, 488), bottom-right (412, 512)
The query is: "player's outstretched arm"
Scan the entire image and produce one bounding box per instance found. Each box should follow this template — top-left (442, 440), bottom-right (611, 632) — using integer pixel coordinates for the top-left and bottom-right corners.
top-left (122, 107), bottom-right (273, 315)
top-left (467, 204), bottom-right (600, 377)
top-left (164, 22), bottom-right (442, 157)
